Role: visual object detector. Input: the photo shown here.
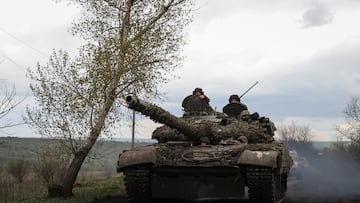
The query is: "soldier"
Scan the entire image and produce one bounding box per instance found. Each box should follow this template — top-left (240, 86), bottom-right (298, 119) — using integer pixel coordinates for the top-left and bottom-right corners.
top-left (182, 88), bottom-right (213, 114)
top-left (223, 94), bottom-right (249, 117)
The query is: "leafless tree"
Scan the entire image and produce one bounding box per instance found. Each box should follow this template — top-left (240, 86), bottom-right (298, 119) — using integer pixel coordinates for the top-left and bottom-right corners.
top-left (26, 0), bottom-right (193, 197)
top-left (336, 97), bottom-right (360, 144)
top-left (333, 97), bottom-right (360, 162)
top-left (277, 121), bottom-right (313, 143)
top-left (33, 144), bottom-right (69, 197)
top-left (0, 81), bottom-right (22, 134)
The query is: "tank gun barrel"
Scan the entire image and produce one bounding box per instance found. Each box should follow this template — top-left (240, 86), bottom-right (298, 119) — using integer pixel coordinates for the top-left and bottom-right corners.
top-left (125, 95), bottom-right (199, 139)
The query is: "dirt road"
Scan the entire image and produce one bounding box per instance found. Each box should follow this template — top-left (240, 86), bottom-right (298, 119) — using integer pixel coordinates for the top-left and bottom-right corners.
top-left (93, 179), bottom-right (360, 203)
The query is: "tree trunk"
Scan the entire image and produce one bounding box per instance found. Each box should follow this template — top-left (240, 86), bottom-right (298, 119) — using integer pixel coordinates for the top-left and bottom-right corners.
top-left (60, 0), bottom-right (132, 196)
top-left (61, 150), bottom-right (87, 197)
top-left (61, 89), bottom-right (117, 197)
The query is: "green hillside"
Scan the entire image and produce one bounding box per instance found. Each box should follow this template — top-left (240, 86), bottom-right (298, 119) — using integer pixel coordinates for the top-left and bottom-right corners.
top-left (0, 137), bottom-right (147, 172)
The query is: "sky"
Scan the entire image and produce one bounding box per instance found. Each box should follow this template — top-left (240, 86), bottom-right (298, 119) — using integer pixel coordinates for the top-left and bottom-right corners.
top-left (1, 0), bottom-right (360, 141)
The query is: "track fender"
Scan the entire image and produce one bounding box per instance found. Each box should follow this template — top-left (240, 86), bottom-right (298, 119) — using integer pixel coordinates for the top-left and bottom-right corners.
top-left (118, 146), bottom-right (156, 169)
top-left (238, 150), bottom-right (278, 168)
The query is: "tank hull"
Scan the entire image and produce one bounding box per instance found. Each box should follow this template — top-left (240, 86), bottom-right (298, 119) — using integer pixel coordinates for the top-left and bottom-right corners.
top-left (117, 142), bottom-right (292, 203)
top-left (151, 166), bottom-right (246, 200)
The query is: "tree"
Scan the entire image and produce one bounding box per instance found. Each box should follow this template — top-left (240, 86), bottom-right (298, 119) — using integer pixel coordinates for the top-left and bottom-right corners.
top-left (335, 97), bottom-right (360, 162)
top-left (277, 121), bottom-right (314, 155)
top-left (26, 0), bottom-right (193, 197)
top-left (336, 97), bottom-right (360, 144)
top-left (0, 81), bottom-right (22, 134)
top-left (277, 121), bottom-right (313, 143)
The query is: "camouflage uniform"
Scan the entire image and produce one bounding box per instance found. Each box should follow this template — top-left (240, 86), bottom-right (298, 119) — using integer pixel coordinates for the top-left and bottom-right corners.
top-left (223, 94), bottom-right (248, 117)
top-left (182, 88), bottom-right (213, 114)
top-left (223, 102), bottom-right (248, 117)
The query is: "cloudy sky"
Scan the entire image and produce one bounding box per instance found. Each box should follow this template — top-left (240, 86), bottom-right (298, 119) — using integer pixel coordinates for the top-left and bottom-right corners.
top-left (1, 0), bottom-right (360, 141)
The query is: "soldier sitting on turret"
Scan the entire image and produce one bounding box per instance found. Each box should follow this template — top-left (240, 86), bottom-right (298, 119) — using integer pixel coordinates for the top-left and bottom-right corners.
top-left (182, 88), bottom-right (213, 115)
top-left (223, 94), bottom-right (249, 117)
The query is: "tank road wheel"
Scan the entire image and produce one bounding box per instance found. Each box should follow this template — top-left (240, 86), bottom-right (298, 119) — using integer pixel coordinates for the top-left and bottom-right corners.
top-left (247, 166), bottom-right (277, 203)
top-left (123, 165), bottom-right (151, 203)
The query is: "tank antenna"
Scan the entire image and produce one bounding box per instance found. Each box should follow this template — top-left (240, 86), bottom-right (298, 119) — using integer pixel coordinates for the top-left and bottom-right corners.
top-left (239, 81), bottom-right (259, 99)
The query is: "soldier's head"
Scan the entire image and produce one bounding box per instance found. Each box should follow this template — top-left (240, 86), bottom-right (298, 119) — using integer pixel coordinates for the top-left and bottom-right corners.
top-left (229, 94), bottom-right (240, 103)
top-left (193, 87), bottom-right (204, 96)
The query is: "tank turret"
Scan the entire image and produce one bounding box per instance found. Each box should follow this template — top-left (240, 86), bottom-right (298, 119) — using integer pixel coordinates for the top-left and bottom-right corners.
top-left (125, 95), bottom-right (275, 144)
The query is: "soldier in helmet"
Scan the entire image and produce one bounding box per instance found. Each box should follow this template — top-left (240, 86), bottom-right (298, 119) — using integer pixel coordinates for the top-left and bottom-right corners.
top-left (223, 94), bottom-right (249, 117)
top-left (182, 88), bottom-right (213, 114)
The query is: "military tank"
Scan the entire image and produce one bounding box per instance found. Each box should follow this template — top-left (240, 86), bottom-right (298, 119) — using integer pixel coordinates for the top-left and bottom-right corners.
top-left (117, 95), bottom-right (293, 203)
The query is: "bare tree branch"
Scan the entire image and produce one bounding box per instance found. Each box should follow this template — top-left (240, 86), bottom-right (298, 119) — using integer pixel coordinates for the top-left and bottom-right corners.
top-left (277, 121), bottom-right (313, 143)
top-left (337, 97), bottom-right (360, 144)
top-left (0, 82), bottom-right (24, 132)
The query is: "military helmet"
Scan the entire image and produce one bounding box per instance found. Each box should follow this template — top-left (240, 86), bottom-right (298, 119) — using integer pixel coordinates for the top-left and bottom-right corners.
top-left (193, 87), bottom-right (204, 95)
top-left (229, 94), bottom-right (240, 103)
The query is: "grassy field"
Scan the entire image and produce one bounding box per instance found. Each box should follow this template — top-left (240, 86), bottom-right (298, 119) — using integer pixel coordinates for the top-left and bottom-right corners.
top-left (0, 171), bottom-right (126, 203)
top-left (0, 137), bottom-right (141, 171)
top-left (0, 137), bottom-right (147, 203)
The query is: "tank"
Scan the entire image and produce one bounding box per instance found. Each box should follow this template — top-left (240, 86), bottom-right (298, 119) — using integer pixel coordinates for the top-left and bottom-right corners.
top-left (117, 95), bottom-right (293, 203)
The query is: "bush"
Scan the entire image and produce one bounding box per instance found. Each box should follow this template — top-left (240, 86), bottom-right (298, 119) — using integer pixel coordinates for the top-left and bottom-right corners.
top-left (7, 157), bottom-right (28, 183)
top-left (34, 144), bottom-right (71, 197)
top-left (0, 168), bottom-right (14, 202)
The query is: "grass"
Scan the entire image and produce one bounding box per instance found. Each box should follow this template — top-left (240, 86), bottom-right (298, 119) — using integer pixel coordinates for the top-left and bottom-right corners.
top-left (72, 175), bottom-right (126, 202)
top-left (0, 173), bottom-right (43, 202)
top-left (0, 173), bottom-right (126, 203)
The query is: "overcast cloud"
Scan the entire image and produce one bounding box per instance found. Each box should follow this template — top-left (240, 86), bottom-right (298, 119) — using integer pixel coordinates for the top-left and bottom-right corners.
top-left (1, 0), bottom-right (360, 141)
top-left (300, 1), bottom-right (334, 28)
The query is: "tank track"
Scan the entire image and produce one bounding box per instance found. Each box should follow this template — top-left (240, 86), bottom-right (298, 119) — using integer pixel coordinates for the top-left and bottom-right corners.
top-left (123, 165), bottom-right (151, 203)
top-left (247, 166), bottom-right (284, 203)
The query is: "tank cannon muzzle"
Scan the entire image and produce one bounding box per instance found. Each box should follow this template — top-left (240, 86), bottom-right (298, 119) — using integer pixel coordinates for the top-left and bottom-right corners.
top-left (126, 95), bottom-right (150, 112)
top-left (125, 95), bottom-right (138, 106)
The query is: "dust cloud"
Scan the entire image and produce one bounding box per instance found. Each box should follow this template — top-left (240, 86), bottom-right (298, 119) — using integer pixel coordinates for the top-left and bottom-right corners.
top-left (286, 142), bottom-right (360, 200)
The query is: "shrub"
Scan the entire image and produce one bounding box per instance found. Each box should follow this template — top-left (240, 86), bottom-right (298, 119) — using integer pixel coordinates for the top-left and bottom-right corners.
top-left (7, 157), bottom-right (28, 183)
top-left (34, 144), bottom-right (71, 197)
top-left (0, 168), bottom-right (14, 202)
